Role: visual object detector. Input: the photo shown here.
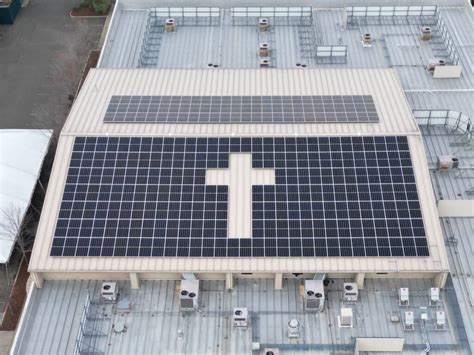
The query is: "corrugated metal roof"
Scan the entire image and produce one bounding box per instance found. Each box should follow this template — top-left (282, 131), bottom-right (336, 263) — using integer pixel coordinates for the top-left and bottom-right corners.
top-left (12, 278), bottom-right (471, 355)
top-left (419, 125), bottom-right (474, 351)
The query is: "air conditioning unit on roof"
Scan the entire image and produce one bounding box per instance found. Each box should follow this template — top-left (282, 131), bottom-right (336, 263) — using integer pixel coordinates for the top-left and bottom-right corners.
top-left (259, 42), bottom-right (270, 57)
top-left (343, 283), bottom-right (358, 302)
top-left (399, 287), bottom-right (409, 306)
top-left (420, 26), bottom-right (432, 41)
top-left (101, 282), bottom-right (118, 301)
top-left (259, 18), bottom-right (269, 31)
top-left (430, 287), bottom-right (440, 305)
top-left (233, 307), bottom-right (248, 328)
top-left (437, 155), bottom-right (459, 170)
top-left (165, 18), bottom-right (176, 32)
top-left (180, 280), bottom-right (199, 311)
top-left (260, 58), bottom-right (270, 68)
top-left (304, 280), bottom-right (324, 312)
top-left (427, 58), bottom-right (446, 72)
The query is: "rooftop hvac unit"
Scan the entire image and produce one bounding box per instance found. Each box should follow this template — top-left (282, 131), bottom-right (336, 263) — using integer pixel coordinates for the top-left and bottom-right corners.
top-left (420, 26), bottom-right (432, 41)
top-left (338, 307), bottom-right (353, 328)
top-left (233, 307), bottom-right (248, 328)
top-left (165, 18), bottom-right (176, 32)
top-left (399, 288), bottom-right (409, 306)
top-left (304, 280), bottom-right (325, 312)
top-left (180, 280), bottom-right (199, 311)
top-left (260, 58), bottom-right (270, 68)
top-left (362, 33), bottom-right (372, 46)
top-left (436, 155), bottom-right (459, 170)
top-left (259, 18), bottom-right (269, 31)
top-left (430, 287), bottom-right (440, 305)
top-left (343, 283), bottom-right (359, 302)
top-left (287, 319), bottom-right (300, 338)
top-left (436, 311), bottom-right (446, 330)
top-left (404, 311), bottom-right (415, 331)
top-left (427, 58), bottom-right (446, 72)
top-left (101, 282), bottom-right (118, 301)
top-left (263, 349), bottom-right (280, 355)
top-left (259, 43), bottom-right (270, 57)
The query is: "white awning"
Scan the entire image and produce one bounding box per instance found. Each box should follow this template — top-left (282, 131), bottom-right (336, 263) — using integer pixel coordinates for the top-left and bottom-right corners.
top-left (0, 129), bottom-right (52, 263)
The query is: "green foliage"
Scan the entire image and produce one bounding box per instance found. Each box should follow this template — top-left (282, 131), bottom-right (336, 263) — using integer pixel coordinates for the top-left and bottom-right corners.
top-left (91, 0), bottom-right (110, 15)
top-left (72, 0), bottom-right (110, 15)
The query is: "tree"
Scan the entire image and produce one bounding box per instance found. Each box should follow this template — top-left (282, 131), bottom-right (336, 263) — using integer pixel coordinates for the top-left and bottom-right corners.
top-left (0, 205), bottom-right (35, 264)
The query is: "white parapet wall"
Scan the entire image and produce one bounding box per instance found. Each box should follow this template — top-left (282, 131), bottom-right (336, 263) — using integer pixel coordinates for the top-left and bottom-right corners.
top-left (355, 338), bottom-right (405, 352)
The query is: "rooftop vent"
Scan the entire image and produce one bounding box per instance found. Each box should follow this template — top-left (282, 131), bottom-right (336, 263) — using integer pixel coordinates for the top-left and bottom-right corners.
top-left (233, 307), bottom-right (248, 328)
top-left (263, 349), bottom-right (280, 355)
top-left (260, 58), bottom-right (270, 68)
top-left (165, 18), bottom-right (176, 32)
top-left (437, 155), bottom-right (459, 170)
top-left (338, 307), bottom-right (353, 328)
top-left (421, 26), bottom-right (432, 41)
top-left (343, 283), bottom-right (359, 302)
top-left (101, 282), bottom-right (118, 302)
top-left (287, 319), bottom-right (300, 338)
top-left (259, 42), bottom-right (270, 57)
top-left (362, 33), bottom-right (372, 46)
top-left (399, 288), bottom-right (409, 306)
top-left (180, 280), bottom-right (199, 311)
top-left (259, 18), bottom-right (269, 31)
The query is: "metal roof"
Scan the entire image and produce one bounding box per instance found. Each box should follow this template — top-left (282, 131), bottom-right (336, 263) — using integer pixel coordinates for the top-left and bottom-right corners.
top-left (11, 278), bottom-right (471, 355)
top-left (27, 68), bottom-right (449, 275)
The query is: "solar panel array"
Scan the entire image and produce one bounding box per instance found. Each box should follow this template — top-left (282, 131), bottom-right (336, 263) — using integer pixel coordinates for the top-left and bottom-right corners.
top-left (51, 136), bottom-right (428, 258)
top-left (103, 95), bottom-right (379, 123)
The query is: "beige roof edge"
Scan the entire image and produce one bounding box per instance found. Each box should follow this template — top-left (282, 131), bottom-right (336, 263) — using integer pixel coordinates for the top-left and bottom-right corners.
top-left (61, 68), bottom-right (420, 136)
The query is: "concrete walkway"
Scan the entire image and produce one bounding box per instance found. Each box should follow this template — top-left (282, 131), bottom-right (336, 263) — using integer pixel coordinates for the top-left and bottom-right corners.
top-left (0, 0), bottom-right (104, 129)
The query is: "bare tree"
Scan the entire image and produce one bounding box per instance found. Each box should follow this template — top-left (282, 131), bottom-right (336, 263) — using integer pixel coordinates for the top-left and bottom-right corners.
top-left (0, 205), bottom-right (35, 264)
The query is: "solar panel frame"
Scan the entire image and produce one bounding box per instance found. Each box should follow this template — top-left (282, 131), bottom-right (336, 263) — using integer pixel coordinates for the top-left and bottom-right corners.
top-left (51, 136), bottom-right (428, 258)
top-left (103, 95), bottom-right (379, 123)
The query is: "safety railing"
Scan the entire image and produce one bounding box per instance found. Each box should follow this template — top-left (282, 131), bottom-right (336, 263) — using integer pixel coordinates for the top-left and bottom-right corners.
top-left (231, 7), bottom-right (313, 26)
top-left (315, 45), bottom-right (347, 64)
top-left (149, 7), bottom-right (220, 26)
top-left (413, 109), bottom-right (472, 140)
top-left (73, 292), bottom-right (91, 355)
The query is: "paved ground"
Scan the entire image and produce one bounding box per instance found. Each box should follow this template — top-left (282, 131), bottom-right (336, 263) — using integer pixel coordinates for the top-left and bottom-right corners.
top-left (0, 331), bottom-right (14, 355)
top-left (0, 0), bottom-right (104, 129)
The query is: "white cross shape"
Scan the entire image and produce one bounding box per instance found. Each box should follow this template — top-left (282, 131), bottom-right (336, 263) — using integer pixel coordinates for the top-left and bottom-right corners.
top-left (205, 153), bottom-right (276, 239)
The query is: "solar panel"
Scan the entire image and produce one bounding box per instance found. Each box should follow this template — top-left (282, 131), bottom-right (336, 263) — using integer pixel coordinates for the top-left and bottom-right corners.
top-left (103, 95), bottom-right (379, 123)
top-left (51, 136), bottom-right (428, 258)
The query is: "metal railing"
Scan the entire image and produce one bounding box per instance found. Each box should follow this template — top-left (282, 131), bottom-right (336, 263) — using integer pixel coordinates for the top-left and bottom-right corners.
top-left (346, 5), bottom-right (437, 27)
top-left (149, 7), bottom-right (220, 26)
top-left (231, 7), bottom-right (313, 26)
top-left (434, 10), bottom-right (461, 65)
top-left (315, 45), bottom-right (348, 64)
top-left (413, 109), bottom-right (472, 140)
top-left (73, 293), bottom-right (91, 355)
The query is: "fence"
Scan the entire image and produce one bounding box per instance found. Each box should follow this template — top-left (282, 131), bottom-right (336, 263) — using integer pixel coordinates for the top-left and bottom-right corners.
top-left (315, 45), bottom-right (348, 64)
